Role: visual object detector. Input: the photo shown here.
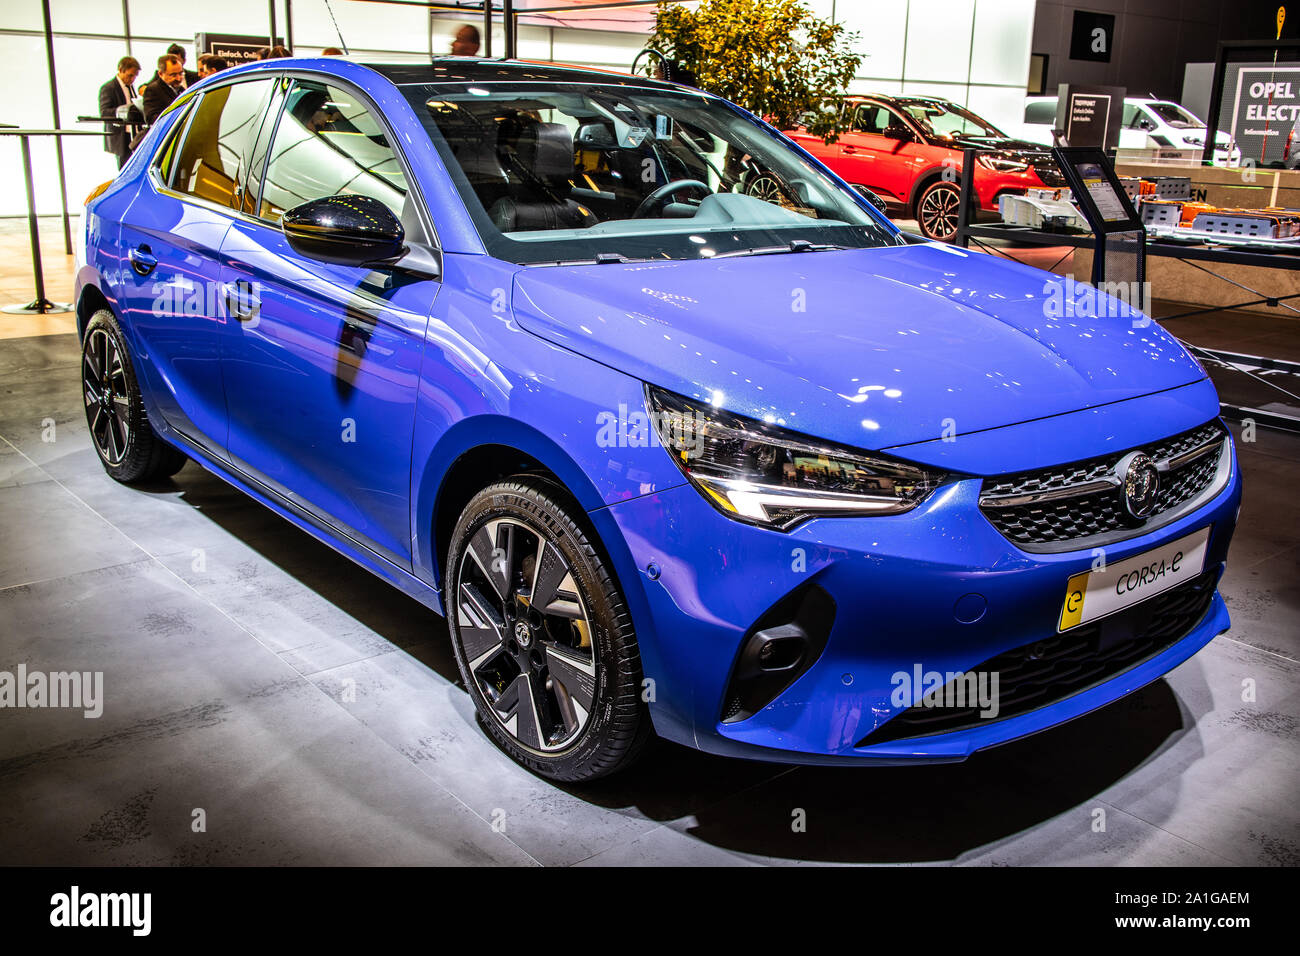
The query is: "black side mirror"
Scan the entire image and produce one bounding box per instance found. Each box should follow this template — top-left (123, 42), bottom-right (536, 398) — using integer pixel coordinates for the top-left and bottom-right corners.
top-left (853, 184), bottom-right (889, 213)
top-left (883, 124), bottom-right (913, 141)
top-left (282, 195), bottom-right (405, 266)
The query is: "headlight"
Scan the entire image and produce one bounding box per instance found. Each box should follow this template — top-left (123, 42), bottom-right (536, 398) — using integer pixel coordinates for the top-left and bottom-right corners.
top-left (976, 154), bottom-right (1030, 173)
top-left (645, 384), bottom-right (948, 530)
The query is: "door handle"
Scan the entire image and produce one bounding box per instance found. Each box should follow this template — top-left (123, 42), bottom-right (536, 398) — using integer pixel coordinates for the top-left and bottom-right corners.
top-left (128, 245), bottom-right (157, 276)
top-left (843, 145), bottom-right (858, 154)
top-left (224, 281), bottom-right (260, 322)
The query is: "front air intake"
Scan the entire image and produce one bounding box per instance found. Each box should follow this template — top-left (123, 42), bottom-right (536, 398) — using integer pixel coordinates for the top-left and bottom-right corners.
top-left (720, 584), bottom-right (836, 723)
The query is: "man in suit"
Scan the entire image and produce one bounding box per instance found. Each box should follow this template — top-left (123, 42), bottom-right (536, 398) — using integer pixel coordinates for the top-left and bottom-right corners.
top-left (196, 54), bottom-right (228, 79)
top-left (97, 56), bottom-right (141, 169)
top-left (166, 43), bottom-right (200, 88)
top-left (142, 54), bottom-right (185, 125)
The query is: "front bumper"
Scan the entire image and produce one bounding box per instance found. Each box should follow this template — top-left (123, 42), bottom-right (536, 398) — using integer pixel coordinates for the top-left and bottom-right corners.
top-left (606, 426), bottom-right (1241, 765)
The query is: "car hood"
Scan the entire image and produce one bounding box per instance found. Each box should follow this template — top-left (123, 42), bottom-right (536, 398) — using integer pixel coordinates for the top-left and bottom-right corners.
top-left (945, 133), bottom-right (1042, 151)
top-left (510, 242), bottom-right (1206, 451)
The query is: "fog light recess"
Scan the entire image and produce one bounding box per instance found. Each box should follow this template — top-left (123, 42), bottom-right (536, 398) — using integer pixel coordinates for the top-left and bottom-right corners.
top-left (720, 584), bottom-right (836, 723)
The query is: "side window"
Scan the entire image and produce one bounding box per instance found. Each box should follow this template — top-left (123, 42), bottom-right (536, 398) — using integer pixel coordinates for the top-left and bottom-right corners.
top-left (257, 79), bottom-right (408, 224)
top-left (854, 106), bottom-right (889, 135)
top-left (1122, 105), bottom-right (1158, 130)
top-left (171, 79), bottom-right (276, 208)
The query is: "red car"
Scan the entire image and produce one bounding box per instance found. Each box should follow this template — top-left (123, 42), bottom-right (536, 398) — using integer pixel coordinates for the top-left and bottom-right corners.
top-left (784, 95), bottom-right (1063, 241)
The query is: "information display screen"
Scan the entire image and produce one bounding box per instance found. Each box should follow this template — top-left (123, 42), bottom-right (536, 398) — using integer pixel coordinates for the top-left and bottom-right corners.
top-left (1051, 147), bottom-right (1143, 234)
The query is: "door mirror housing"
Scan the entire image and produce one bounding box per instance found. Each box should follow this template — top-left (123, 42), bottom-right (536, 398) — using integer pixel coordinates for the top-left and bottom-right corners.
top-left (883, 123), bottom-right (913, 142)
top-left (282, 195), bottom-right (406, 266)
top-left (853, 184), bottom-right (889, 213)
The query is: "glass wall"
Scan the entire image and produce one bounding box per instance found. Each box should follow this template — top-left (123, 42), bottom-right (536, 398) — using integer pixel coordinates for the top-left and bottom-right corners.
top-left (0, 0), bottom-right (648, 216)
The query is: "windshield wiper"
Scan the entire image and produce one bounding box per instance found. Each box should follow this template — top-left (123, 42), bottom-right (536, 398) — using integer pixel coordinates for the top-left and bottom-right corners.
top-left (532, 252), bottom-right (651, 267)
top-left (711, 239), bottom-right (848, 259)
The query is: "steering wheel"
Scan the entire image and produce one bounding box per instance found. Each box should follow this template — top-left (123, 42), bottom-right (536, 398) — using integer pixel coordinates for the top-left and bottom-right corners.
top-left (632, 179), bottom-right (710, 218)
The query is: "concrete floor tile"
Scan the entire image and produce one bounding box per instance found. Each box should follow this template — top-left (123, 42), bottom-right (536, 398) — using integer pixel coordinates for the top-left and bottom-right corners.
top-left (0, 477), bottom-right (143, 589)
top-left (0, 677), bottom-right (537, 865)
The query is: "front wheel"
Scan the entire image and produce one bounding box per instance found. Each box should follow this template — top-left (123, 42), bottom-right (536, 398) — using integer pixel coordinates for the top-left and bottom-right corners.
top-left (81, 309), bottom-right (188, 483)
top-left (915, 179), bottom-right (963, 242)
top-left (446, 479), bottom-right (650, 782)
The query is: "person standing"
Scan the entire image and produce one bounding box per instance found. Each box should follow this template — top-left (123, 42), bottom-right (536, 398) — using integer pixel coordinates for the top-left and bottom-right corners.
top-left (97, 56), bottom-right (141, 169)
top-left (166, 43), bottom-right (199, 87)
top-left (197, 55), bottom-right (228, 79)
top-left (142, 54), bottom-right (185, 124)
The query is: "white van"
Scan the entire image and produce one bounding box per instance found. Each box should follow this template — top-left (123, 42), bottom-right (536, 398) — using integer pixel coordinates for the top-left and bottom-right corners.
top-left (1020, 96), bottom-right (1239, 164)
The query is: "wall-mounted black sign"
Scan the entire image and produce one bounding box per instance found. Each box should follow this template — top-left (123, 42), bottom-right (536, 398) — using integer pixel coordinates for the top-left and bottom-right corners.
top-left (196, 33), bottom-right (286, 64)
top-left (1056, 83), bottom-right (1126, 150)
top-left (1069, 10), bottom-right (1115, 63)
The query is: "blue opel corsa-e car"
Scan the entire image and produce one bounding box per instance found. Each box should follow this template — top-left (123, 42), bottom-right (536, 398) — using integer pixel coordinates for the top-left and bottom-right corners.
top-left (77, 58), bottom-right (1240, 781)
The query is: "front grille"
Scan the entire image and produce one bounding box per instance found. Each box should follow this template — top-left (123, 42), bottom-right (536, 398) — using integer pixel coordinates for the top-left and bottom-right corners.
top-left (979, 421), bottom-right (1227, 551)
top-left (857, 569), bottom-right (1218, 746)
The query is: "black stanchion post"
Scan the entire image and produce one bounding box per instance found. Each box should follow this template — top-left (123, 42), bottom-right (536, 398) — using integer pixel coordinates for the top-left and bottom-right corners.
top-left (504, 0), bottom-right (515, 59)
top-left (484, 0), bottom-right (493, 58)
top-left (0, 134), bottom-right (65, 316)
top-left (956, 147), bottom-right (975, 248)
top-left (2, 127), bottom-right (97, 315)
top-left (40, 0), bottom-right (73, 256)
top-left (19, 137), bottom-right (46, 310)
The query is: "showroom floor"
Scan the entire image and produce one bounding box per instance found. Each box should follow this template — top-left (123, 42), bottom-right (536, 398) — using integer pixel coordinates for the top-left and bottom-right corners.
top-left (1, 218), bottom-right (1297, 866)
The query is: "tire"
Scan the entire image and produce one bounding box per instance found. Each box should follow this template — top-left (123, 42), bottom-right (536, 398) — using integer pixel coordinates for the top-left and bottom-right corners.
top-left (915, 178), bottom-right (962, 242)
top-left (81, 309), bottom-right (188, 483)
top-left (445, 478), bottom-right (650, 782)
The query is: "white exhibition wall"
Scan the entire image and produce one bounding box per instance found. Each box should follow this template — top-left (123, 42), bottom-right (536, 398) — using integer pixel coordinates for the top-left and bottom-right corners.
top-left (1, 0), bottom-right (1035, 217)
top-left (810, 0), bottom-right (1037, 134)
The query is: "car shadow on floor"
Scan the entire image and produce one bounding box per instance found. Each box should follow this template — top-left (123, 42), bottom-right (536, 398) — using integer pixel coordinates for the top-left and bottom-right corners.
top-left (580, 679), bottom-right (1193, 863)
top-left (131, 465), bottom-right (461, 679)
top-left (150, 463), bottom-right (1198, 865)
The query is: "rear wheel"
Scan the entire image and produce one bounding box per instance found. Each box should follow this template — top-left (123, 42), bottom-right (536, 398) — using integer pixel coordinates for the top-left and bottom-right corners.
top-left (445, 478), bottom-right (650, 781)
top-left (81, 309), bottom-right (187, 483)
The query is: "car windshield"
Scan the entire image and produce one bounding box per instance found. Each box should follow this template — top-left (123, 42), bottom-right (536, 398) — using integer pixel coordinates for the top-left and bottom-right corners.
top-left (397, 81), bottom-right (900, 264)
top-left (1147, 101), bottom-right (1201, 129)
top-left (896, 98), bottom-right (1005, 139)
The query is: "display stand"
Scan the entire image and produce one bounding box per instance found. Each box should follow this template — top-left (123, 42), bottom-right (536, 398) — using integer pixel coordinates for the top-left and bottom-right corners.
top-left (0, 128), bottom-right (102, 316)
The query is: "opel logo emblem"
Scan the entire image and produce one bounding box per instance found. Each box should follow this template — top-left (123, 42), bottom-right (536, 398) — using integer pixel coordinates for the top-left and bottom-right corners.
top-left (514, 621), bottom-right (532, 648)
top-left (1116, 451), bottom-right (1160, 520)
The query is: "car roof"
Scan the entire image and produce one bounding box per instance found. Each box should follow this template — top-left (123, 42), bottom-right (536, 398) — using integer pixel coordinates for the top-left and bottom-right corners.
top-left (845, 93), bottom-right (955, 106)
top-left (1024, 94), bottom-right (1178, 107)
top-left (366, 57), bottom-right (683, 91)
